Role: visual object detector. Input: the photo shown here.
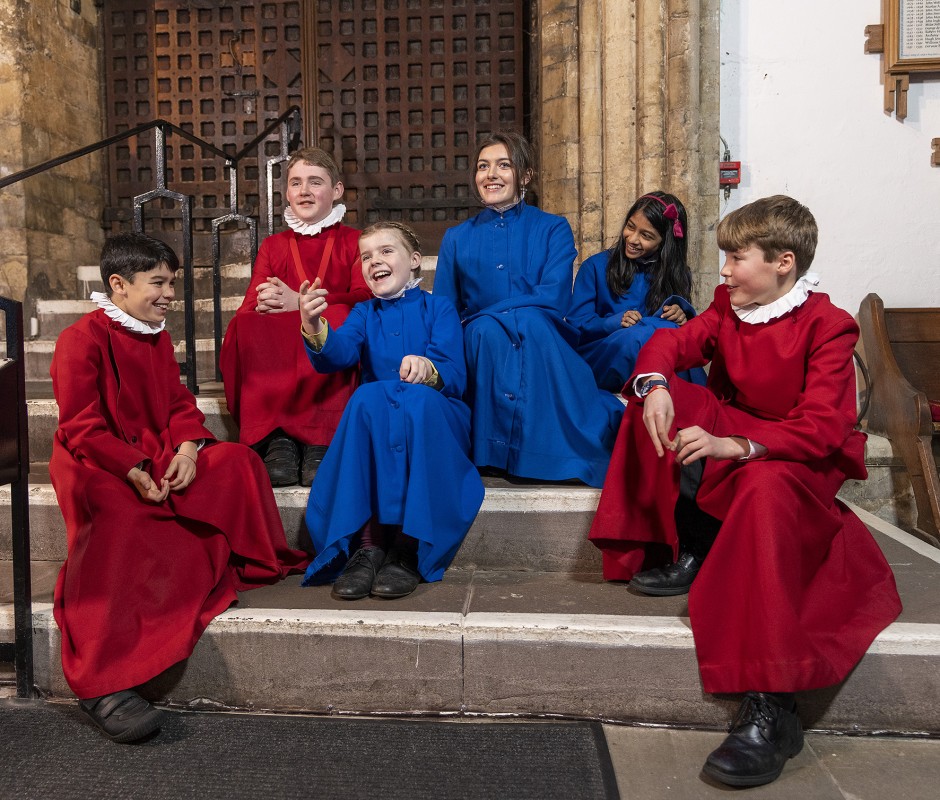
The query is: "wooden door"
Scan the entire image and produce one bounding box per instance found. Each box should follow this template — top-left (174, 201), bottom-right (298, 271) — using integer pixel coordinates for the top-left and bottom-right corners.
top-left (102, 1), bottom-right (528, 252)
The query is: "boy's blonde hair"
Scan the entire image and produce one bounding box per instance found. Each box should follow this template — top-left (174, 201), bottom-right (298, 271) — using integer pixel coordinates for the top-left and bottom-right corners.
top-left (717, 195), bottom-right (818, 276)
top-left (285, 147), bottom-right (341, 185)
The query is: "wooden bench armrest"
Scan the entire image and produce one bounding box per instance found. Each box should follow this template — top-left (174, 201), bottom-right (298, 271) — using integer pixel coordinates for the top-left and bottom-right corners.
top-left (858, 293), bottom-right (935, 439)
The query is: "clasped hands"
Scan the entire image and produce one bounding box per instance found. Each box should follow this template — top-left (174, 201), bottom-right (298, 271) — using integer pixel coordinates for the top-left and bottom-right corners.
top-left (642, 388), bottom-right (748, 464)
top-left (127, 441), bottom-right (198, 503)
top-left (621, 304), bottom-right (688, 328)
top-left (255, 276), bottom-right (301, 314)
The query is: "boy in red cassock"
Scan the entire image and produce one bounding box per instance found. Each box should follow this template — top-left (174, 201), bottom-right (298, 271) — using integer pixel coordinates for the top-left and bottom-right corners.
top-left (50, 233), bottom-right (309, 743)
top-left (589, 195), bottom-right (902, 787)
top-left (220, 147), bottom-right (369, 487)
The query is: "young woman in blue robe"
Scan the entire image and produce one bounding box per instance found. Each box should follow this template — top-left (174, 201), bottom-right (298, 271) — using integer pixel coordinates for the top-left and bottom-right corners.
top-left (434, 132), bottom-right (623, 488)
top-left (568, 191), bottom-right (707, 392)
top-left (299, 222), bottom-right (484, 599)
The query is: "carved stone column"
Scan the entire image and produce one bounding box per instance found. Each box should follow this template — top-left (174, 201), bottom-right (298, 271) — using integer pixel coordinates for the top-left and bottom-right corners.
top-left (536, 0), bottom-right (720, 308)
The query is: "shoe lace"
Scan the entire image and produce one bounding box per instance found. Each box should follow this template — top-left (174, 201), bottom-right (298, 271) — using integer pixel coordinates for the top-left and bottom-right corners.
top-left (729, 693), bottom-right (776, 734)
top-left (347, 548), bottom-right (379, 568)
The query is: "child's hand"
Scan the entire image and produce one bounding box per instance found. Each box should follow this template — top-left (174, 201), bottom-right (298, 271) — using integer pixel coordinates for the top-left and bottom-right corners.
top-left (255, 276), bottom-right (300, 314)
top-left (127, 466), bottom-right (169, 504)
top-left (162, 451), bottom-right (197, 492)
top-left (621, 310), bottom-right (642, 328)
top-left (671, 427), bottom-right (749, 465)
top-left (399, 355), bottom-right (433, 384)
top-left (641, 387), bottom-right (675, 457)
top-left (660, 304), bottom-right (688, 325)
top-left (299, 278), bottom-right (329, 335)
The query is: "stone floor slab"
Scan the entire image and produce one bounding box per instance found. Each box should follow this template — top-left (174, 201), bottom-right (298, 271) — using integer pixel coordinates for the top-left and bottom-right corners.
top-left (605, 726), bottom-right (841, 799)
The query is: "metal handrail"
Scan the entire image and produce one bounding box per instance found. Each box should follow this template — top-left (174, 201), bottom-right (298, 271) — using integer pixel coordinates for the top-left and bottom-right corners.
top-left (0, 106), bottom-right (302, 391)
top-left (0, 107), bottom-right (301, 192)
top-left (0, 296), bottom-right (34, 699)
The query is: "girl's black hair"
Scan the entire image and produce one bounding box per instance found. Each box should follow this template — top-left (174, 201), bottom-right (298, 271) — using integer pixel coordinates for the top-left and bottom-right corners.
top-left (100, 232), bottom-right (180, 294)
top-left (606, 191), bottom-right (692, 314)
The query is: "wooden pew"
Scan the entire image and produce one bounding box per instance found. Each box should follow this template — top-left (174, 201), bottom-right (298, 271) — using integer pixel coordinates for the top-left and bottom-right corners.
top-left (858, 293), bottom-right (940, 548)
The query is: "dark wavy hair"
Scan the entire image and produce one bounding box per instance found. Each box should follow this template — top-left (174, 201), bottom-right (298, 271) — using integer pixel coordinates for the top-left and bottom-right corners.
top-left (100, 232), bottom-right (179, 295)
top-left (606, 191), bottom-right (692, 314)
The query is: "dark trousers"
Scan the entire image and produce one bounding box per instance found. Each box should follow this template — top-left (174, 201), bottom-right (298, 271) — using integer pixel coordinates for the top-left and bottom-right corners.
top-left (675, 459), bottom-right (722, 561)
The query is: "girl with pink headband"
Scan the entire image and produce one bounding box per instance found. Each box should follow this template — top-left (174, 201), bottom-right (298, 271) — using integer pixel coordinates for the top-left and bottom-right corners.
top-left (568, 190), bottom-right (706, 392)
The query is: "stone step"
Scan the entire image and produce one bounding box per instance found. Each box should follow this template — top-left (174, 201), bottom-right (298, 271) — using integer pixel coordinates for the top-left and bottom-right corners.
top-left (24, 337), bottom-right (221, 383)
top-left (19, 388), bottom-right (920, 540)
top-left (24, 393), bottom-right (236, 461)
top-left (36, 297), bottom-right (241, 339)
top-left (0, 479), bottom-right (601, 570)
top-left (27, 256), bottom-right (441, 375)
top-left (71, 255), bottom-right (437, 303)
top-left (74, 263), bottom-right (252, 300)
top-left (2, 505), bottom-right (938, 731)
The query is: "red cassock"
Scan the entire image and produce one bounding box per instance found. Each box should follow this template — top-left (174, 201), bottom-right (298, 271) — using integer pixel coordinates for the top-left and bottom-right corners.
top-left (50, 310), bottom-right (310, 699)
top-left (219, 224), bottom-right (370, 446)
top-left (589, 287), bottom-right (902, 693)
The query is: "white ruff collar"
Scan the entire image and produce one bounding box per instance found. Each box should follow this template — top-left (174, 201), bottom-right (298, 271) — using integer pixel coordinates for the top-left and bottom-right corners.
top-left (284, 203), bottom-right (346, 236)
top-left (90, 291), bottom-right (165, 334)
top-left (379, 277), bottom-right (423, 301)
top-left (732, 272), bottom-right (820, 324)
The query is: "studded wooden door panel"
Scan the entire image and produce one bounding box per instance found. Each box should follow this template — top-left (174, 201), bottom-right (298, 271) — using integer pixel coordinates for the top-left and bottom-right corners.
top-left (308, 0), bottom-right (527, 250)
top-left (103, 1), bottom-right (527, 249)
top-left (103, 0), bottom-right (303, 236)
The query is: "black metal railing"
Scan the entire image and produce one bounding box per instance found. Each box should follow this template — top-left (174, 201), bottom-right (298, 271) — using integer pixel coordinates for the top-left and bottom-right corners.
top-left (0, 107), bottom-right (302, 391)
top-left (0, 297), bottom-right (34, 699)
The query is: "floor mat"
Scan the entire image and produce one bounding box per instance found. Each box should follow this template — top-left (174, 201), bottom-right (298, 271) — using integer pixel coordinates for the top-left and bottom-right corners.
top-left (0, 699), bottom-right (619, 799)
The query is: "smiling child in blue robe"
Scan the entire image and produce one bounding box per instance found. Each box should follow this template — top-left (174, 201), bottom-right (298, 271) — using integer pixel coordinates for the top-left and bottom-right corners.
top-left (568, 191), bottom-right (707, 392)
top-left (298, 222), bottom-right (484, 599)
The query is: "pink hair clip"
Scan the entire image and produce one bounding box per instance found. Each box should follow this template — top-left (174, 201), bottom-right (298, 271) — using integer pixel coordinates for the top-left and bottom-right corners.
top-left (641, 194), bottom-right (684, 239)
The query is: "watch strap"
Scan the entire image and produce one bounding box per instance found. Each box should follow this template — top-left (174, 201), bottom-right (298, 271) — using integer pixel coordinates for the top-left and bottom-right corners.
top-left (639, 378), bottom-right (670, 398)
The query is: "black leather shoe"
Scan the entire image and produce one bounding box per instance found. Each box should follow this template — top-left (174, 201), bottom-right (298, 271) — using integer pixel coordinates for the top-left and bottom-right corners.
top-left (78, 689), bottom-right (165, 743)
top-left (300, 445), bottom-right (329, 487)
top-left (263, 436), bottom-right (300, 486)
top-left (332, 547), bottom-right (386, 600)
top-left (703, 692), bottom-right (804, 787)
top-left (371, 546), bottom-right (421, 599)
top-left (629, 551), bottom-right (701, 596)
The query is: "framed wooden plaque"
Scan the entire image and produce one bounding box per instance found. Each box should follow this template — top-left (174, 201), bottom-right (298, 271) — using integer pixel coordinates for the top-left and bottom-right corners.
top-left (884, 0), bottom-right (940, 74)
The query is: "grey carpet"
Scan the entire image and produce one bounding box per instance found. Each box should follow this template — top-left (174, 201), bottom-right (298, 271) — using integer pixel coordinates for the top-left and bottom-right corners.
top-left (0, 699), bottom-right (619, 799)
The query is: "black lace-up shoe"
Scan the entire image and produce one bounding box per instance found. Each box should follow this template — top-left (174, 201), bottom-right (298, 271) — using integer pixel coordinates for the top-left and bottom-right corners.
top-left (371, 546), bottom-right (421, 599)
top-left (331, 547), bottom-right (386, 600)
top-left (78, 689), bottom-right (165, 743)
top-left (300, 444), bottom-right (329, 487)
top-left (628, 551), bottom-right (701, 596)
top-left (263, 436), bottom-right (300, 486)
top-left (703, 692), bottom-right (804, 787)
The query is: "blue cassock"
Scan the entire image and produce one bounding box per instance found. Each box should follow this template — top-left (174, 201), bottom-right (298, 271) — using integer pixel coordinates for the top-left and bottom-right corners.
top-left (568, 251), bottom-right (708, 392)
top-left (434, 202), bottom-right (623, 488)
top-left (301, 287), bottom-right (484, 585)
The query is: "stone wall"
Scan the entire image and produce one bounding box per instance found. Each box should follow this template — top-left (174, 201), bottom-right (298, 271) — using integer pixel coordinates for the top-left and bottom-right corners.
top-left (536, 0), bottom-right (720, 309)
top-left (0, 0), bottom-right (103, 305)
top-left (0, 1), bottom-right (720, 309)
